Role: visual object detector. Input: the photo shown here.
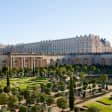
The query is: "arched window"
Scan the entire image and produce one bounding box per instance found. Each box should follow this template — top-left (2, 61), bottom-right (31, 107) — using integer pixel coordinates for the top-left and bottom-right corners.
top-left (100, 58), bottom-right (105, 65)
top-left (67, 58), bottom-right (71, 64)
top-left (110, 58), bottom-right (112, 65)
top-left (50, 59), bottom-right (55, 65)
top-left (83, 58), bottom-right (89, 65)
top-left (62, 58), bottom-right (66, 64)
top-left (75, 58), bottom-right (80, 64)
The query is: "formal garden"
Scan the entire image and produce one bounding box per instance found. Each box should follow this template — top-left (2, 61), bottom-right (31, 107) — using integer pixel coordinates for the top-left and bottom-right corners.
top-left (0, 65), bottom-right (112, 112)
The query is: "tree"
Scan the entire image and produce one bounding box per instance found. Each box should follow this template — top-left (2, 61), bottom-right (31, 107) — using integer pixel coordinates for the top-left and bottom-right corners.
top-left (36, 93), bottom-right (47, 104)
top-left (82, 65), bottom-right (88, 73)
top-left (19, 105), bottom-right (28, 112)
top-left (6, 71), bottom-right (10, 88)
top-left (8, 95), bottom-right (19, 108)
top-left (45, 87), bottom-right (51, 95)
top-left (34, 67), bottom-right (39, 77)
top-left (2, 66), bottom-right (8, 75)
top-left (66, 65), bottom-right (74, 72)
top-left (89, 65), bottom-right (96, 74)
top-left (39, 93), bottom-right (47, 103)
top-left (52, 83), bottom-right (58, 92)
top-left (36, 94), bottom-right (41, 104)
top-left (74, 65), bottom-right (80, 72)
top-left (1, 106), bottom-right (8, 112)
top-left (56, 66), bottom-right (67, 81)
top-left (2, 67), bottom-right (10, 89)
top-left (58, 81), bottom-right (65, 91)
top-left (46, 96), bottom-right (54, 106)
top-left (82, 82), bottom-right (88, 98)
top-left (99, 74), bottom-right (108, 89)
top-left (39, 67), bottom-right (48, 77)
top-left (78, 72), bottom-right (87, 81)
top-left (22, 90), bottom-right (32, 100)
top-left (0, 93), bottom-right (9, 105)
top-left (10, 67), bottom-right (17, 77)
top-left (69, 74), bottom-right (75, 111)
top-left (91, 80), bottom-right (96, 95)
top-left (31, 105), bottom-right (42, 112)
top-left (57, 97), bottom-right (68, 111)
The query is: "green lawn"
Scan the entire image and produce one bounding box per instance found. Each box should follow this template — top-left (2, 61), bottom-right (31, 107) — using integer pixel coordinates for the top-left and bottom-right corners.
top-left (0, 77), bottom-right (48, 90)
top-left (85, 102), bottom-right (112, 112)
top-left (98, 97), bottom-right (112, 105)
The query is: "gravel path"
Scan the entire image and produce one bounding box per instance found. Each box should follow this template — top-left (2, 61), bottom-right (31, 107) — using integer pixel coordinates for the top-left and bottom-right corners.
top-left (52, 107), bottom-right (61, 112)
top-left (76, 91), bottom-right (112, 107)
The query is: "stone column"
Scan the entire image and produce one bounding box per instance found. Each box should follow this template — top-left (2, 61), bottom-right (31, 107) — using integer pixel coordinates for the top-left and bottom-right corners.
top-left (21, 57), bottom-right (24, 69)
top-left (33, 56), bottom-right (35, 68)
top-left (12, 56), bottom-right (15, 68)
top-left (31, 56), bottom-right (33, 69)
top-left (10, 56), bottom-right (12, 69)
top-left (23, 57), bottom-right (25, 68)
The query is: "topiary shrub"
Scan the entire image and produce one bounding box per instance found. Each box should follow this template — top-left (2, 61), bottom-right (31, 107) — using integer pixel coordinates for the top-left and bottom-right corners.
top-left (19, 105), bottom-right (28, 112)
top-left (4, 86), bottom-right (10, 93)
top-left (8, 95), bottom-right (19, 108)
top-left (0, 93), bottom-right (9, 105)
top-left (1, 106), bottom-right (8, 112)
top-left (0, 88), bottom-right (3, 94)
top-left (31, 105), bottom-right (42, 112)
top-left (46, 96), bottom-right (54, 106)
top-left (57, 97), bottom-right (68, 110)
top-left (109, 96), bottom-right (112, 100)
top-left (87, 106), bottom-right (100, 112)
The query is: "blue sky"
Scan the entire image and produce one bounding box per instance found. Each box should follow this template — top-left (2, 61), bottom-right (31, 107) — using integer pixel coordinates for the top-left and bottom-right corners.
top-left (0, 0), bottom-right (112, 45)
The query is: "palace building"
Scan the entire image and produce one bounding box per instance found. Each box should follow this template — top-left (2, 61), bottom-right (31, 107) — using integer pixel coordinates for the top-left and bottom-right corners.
top-left (0, 34), bottom-right (112, 69)
top-left (1, 34), bottom-right (112, 55)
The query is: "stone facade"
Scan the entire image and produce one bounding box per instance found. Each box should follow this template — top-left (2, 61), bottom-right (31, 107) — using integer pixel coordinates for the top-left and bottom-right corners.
top-left (6, 54), bottom-right (65, 69)
top-left (0, 53), bottom-right (112, 69)
top-left (1, 34), bottom-right (112, 55)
